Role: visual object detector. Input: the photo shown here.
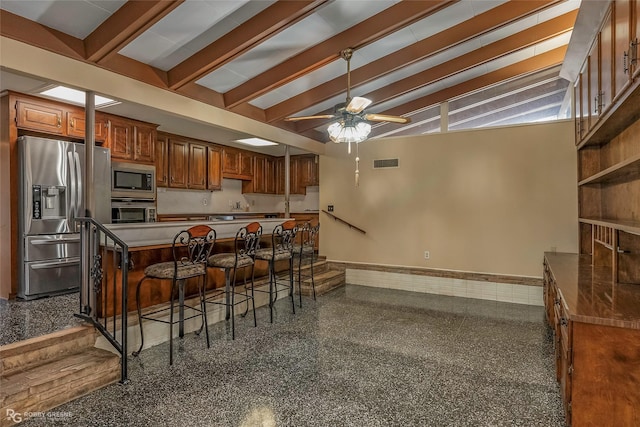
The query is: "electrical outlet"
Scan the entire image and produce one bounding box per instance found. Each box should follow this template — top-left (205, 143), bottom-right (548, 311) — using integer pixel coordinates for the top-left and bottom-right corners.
top-left (328, 205), bottom-right (334, 212)
top-left (424, 251), bottom-right (430, 260)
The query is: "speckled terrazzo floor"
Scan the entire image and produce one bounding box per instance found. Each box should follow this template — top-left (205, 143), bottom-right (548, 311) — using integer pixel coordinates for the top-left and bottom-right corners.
top-left (21, 285), bottom-right (564, 426)
top-left (0, 292), bottom-right (80, 346)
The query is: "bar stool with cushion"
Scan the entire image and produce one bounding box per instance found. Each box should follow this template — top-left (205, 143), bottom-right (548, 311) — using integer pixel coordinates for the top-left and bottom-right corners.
top-left (205, 222), bottom-right (261, 339)
top-left (132, 225), bottom-right (216, 365)
top-left (295, 222), bottom-right (320, 303)
top-left (254, 220), bottom-right (298, 323)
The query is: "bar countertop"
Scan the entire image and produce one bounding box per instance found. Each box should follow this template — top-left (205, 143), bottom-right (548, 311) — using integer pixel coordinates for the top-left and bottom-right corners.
top-left (544, 252), bottom-right (640, 329)
top-left (105, 218), bottom-right (285, 248)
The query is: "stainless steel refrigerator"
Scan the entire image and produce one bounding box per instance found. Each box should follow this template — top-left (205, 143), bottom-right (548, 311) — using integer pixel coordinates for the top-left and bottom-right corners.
top-left (18, 136), bottom-right (111, 299)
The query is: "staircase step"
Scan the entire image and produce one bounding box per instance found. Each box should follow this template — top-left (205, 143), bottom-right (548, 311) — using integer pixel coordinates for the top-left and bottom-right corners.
top-left (297, 259), bottom-right (329, 275)
top-left (0, 347), bottom-right (120, 426)
top-left (0, 325), bottom-right (96, 377)
top-left (300, 269), bottom-right (345, 297)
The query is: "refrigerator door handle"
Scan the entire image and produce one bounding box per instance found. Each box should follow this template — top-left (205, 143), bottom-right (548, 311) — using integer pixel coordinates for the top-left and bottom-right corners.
top-left (67, 151), bottom-right (76, 226)
top-left (30, 237), bottom-right (81, 245)
top-left (74, 151), bottom-right (83, 219)
top-left (30, 258), bottom-right (80, 270)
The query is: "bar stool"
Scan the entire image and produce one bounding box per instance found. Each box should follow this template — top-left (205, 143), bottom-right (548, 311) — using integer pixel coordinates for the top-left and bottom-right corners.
top-left (206, 222), bottom-right (261, 339)
top-left (254, 220), bottom-right (297, 323)
top-left (295, 222), bottom-right (320, 303)
top-left (132, 225), bottom-right (216, 365)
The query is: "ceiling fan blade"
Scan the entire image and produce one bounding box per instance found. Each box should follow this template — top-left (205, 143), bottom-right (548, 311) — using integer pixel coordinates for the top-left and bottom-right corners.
top-left (284, 114), bottom-right (336, 122)
top-left (364, 113), bottom-right (411, 124)
top-left (345, 96), bottom-right (372, 114)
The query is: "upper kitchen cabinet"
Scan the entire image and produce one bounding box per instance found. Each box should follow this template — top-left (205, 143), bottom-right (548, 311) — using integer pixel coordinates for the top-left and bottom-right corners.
top-left (156, 133), bottom-right (169, 187)
top-left (168, 138), bottom-right (189, 189)
top-left (222, 147), bottom-right (253, 180)
top-left (15, 99), bottom-right (66, 135)
top-left (207, 145), bottom-right (222, 191)
top-left (187, 143), bottom-right (207, 190)
top-left (588, 36), bottom-right (601, 128)
top-left (66, 110), bottom-right (109, 144)
top-left (133, 123), bottom-right (156, 163)
top-left (614, 0), bottom-right (632, 100)
top-left (242, 154), bottom-right (276, 194)
top-left (599, 10), bottom-right (613, 116)
top-left (635, 0), bottom-right (640, 79)
top-left (106, 116), bottom-right (157, 164)
top-left (297, 155), bottom-right (319, 187)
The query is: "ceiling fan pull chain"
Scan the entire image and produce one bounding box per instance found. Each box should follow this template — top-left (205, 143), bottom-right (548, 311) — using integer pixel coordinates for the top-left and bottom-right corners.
top-left (355, 143), bottom-right (360, 187)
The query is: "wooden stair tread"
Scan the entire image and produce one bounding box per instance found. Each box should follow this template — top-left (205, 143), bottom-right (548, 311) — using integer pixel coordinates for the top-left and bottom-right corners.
top-left (302, 269), bottom-right (344, 283)
top-left (1, 348), bottom-right (119, 399)
top-left (0, 325), bottom-right (94, 358)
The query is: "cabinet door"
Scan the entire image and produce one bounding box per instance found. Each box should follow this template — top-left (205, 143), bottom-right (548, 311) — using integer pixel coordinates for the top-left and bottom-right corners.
top-left (109, 117), bottom-right (133, 160)
top-left (223, 148), bottom-right (240, 175)
top-left (574, 80), bottom-right (582, 143)
top-left (168, 139), bottom-right (189, 188)
top-left (600, 11), bottom-right (613, 115)
top-left (188, 143), bottom-right (207, 190)
top-left (134, 125), bottom-right (155, 163)
top-left (265, 157), bottom-right (276, 194)
top-left (290, 158), bottom-right (305, 195)
top-left (16, 100), bottom-right (65, 135)
top-left (67, 110), bottom-right (108, 143)
top-left (240, 151), bottom-right (253, 177)
top-left (579, 65), bottom-right (589, 134)
top-left (635, 0), bottom-right (640, 78)
top-left (588, 37), bottom-right (600, 127)
top-left (156, 134), bottom-right (169, 187)
top-left (207, 146), bottom-right (222, 191)
top-left (614, 0), bottom-right (632, 99)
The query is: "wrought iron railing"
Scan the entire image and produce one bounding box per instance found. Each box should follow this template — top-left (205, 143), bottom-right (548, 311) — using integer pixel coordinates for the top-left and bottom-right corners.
top-left (75, 217), bottom-right (129, 383)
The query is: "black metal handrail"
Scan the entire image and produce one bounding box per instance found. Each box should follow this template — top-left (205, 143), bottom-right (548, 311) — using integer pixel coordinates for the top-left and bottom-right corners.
top-left (321, 210), bottom-right (366, 234)
top-left (75, 217), bottom-right (129, 383)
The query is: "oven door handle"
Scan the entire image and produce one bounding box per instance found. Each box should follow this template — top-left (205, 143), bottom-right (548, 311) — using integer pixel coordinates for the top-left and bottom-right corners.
top-left (31, 238), bottom-right (81, 245)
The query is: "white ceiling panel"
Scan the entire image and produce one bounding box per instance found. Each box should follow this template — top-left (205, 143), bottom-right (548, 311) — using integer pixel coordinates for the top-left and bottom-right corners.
top-left (314, 0), bottom-right (399, 33)
top-left (196, 66), bottom-right (247, 93)
top-left (1, 0), bottom-right (123, 39)
top-left (356, 28), bottom-right (419, 62)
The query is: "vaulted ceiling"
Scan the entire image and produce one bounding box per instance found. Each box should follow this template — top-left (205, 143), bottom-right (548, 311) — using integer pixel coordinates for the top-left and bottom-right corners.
top-left (0, 0), bottom-right (580, 144)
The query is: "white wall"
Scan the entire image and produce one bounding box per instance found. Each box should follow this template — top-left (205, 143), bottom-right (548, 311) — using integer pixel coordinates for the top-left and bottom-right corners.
top-left (319, 120), bottom-right (578, 278)
top-left (157, 179), bottom-right (319, 214)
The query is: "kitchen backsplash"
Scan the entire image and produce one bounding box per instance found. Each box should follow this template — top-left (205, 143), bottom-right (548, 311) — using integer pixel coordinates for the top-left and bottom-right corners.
top-left (157, 179), bottom-right (319, 214)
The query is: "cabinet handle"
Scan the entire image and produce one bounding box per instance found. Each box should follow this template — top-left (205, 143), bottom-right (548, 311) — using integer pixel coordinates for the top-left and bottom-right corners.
top-left (70, 118), bottom-right (75, 128)
top-left (171, 176), bottom-right (174, 182)
top-left (57, 115), bottom-right (61, 127)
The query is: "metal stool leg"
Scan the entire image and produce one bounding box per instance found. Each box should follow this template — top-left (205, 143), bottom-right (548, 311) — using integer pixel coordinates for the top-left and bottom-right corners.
top-left (311, 252), bottom-right (316, 301)
top-left (132, 277), bottom-right (147, 357)
top-left (198, 275), bottom-right (210, 348)
top-left (231, 268), bottom-right (237, 340)
top-left (290, 256), bottom-right (296, 313)
top-left (169, 279), bottom-right (176, 366)
top-left (269, 260), bottom-right (274, 323)
top-left (250, 263), bottom-right (257, 327)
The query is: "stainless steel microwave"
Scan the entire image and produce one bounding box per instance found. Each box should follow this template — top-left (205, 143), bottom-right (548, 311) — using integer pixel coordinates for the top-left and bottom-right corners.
top-left (111, 199), bottom-right (157, 223)
top-left (111, 161), bottom-right (156, 200)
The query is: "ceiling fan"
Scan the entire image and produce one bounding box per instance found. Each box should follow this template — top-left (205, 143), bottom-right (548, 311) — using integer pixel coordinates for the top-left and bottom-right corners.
top-left (284, 48), bottom-right (411, 141)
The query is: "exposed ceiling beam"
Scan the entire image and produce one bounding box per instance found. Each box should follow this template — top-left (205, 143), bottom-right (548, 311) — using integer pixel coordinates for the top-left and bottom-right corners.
top-left (293, 11), bottom-right (575, 134)
top-left (265, 0), bottom-right (562, 123)
top-left (0, 9), bottom-right (85, 59)
top-left (223, 0), bottom-right (456, 109)
top-left (368, 45), bottom-right (568, 137)
top-left (168, 0), bottom-right (329, 90)
top-left (85, 0), bottom-right (184, 63)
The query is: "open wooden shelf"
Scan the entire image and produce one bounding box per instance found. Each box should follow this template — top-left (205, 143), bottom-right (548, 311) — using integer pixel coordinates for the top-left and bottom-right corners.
top-left (579, 217), bottom-right (640, 236)
top-left (578, 153), bottom-right (640, 186)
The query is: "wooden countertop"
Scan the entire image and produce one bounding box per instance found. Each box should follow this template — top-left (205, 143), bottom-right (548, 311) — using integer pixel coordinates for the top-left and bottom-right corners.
top-left (545, 252), bottom-right (640, 329)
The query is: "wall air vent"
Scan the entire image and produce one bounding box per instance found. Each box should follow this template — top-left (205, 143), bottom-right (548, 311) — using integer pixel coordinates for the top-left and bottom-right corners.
top-left (373, 158), bottom-right (399, 169)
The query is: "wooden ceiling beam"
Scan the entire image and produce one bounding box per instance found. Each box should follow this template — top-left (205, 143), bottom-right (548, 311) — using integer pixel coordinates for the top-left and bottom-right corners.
top-left (368, 45), bottom-right (568, 137)
top-left (85, 0), bottom-right (185, 63)
top-left (0, 10), bottom-right (85, 59)
top-left (292, 10), bottom-right (574, 134)
top-left (360, 11), bottom-right (576, 110)
top-left (168, 0), bottom-right (329, 90)
top-left (265, 0), bottom-right (562, 123)
top-left (223, 0), bottom-right (455, 109)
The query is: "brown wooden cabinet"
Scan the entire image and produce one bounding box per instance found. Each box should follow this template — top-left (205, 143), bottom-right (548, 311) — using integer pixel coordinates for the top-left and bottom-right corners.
top-left (66, 110), bottom-right (109, 143)
top-left (15, 99), bottom-right (65, 135)
top-left (265, 157), bottom-right (276, 194)
top-left (156, 133), bottom-right (169, 187)
top-left (107, 116), bottom-right (133, 160)
top-left (188, 143), bottom-right (207, 190)
top-left (222, 147), bottom-right (253, 180)
top-left (207, 145), bottom-right (222, 190)
top-left (634, 0), bottom-right (640, 78)
top-left (133, 124), bottom-right (155, 163)
top-left (600, 10), bottom-right (613, 115)
top-left (168, 138), bottom-right (189, 189)
top-left (613, 0), bottom-right (632, 101)
top-left (242, 154), bottom-right (277, 194)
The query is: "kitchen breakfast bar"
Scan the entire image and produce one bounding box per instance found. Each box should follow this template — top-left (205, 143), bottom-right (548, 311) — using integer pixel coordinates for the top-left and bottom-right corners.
top-left (100, 218), bottom-right (289, 317)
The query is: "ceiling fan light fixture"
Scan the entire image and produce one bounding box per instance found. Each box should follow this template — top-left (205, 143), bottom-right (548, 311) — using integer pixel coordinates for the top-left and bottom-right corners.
top-left (327, 119), bottom-right (371, 144)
